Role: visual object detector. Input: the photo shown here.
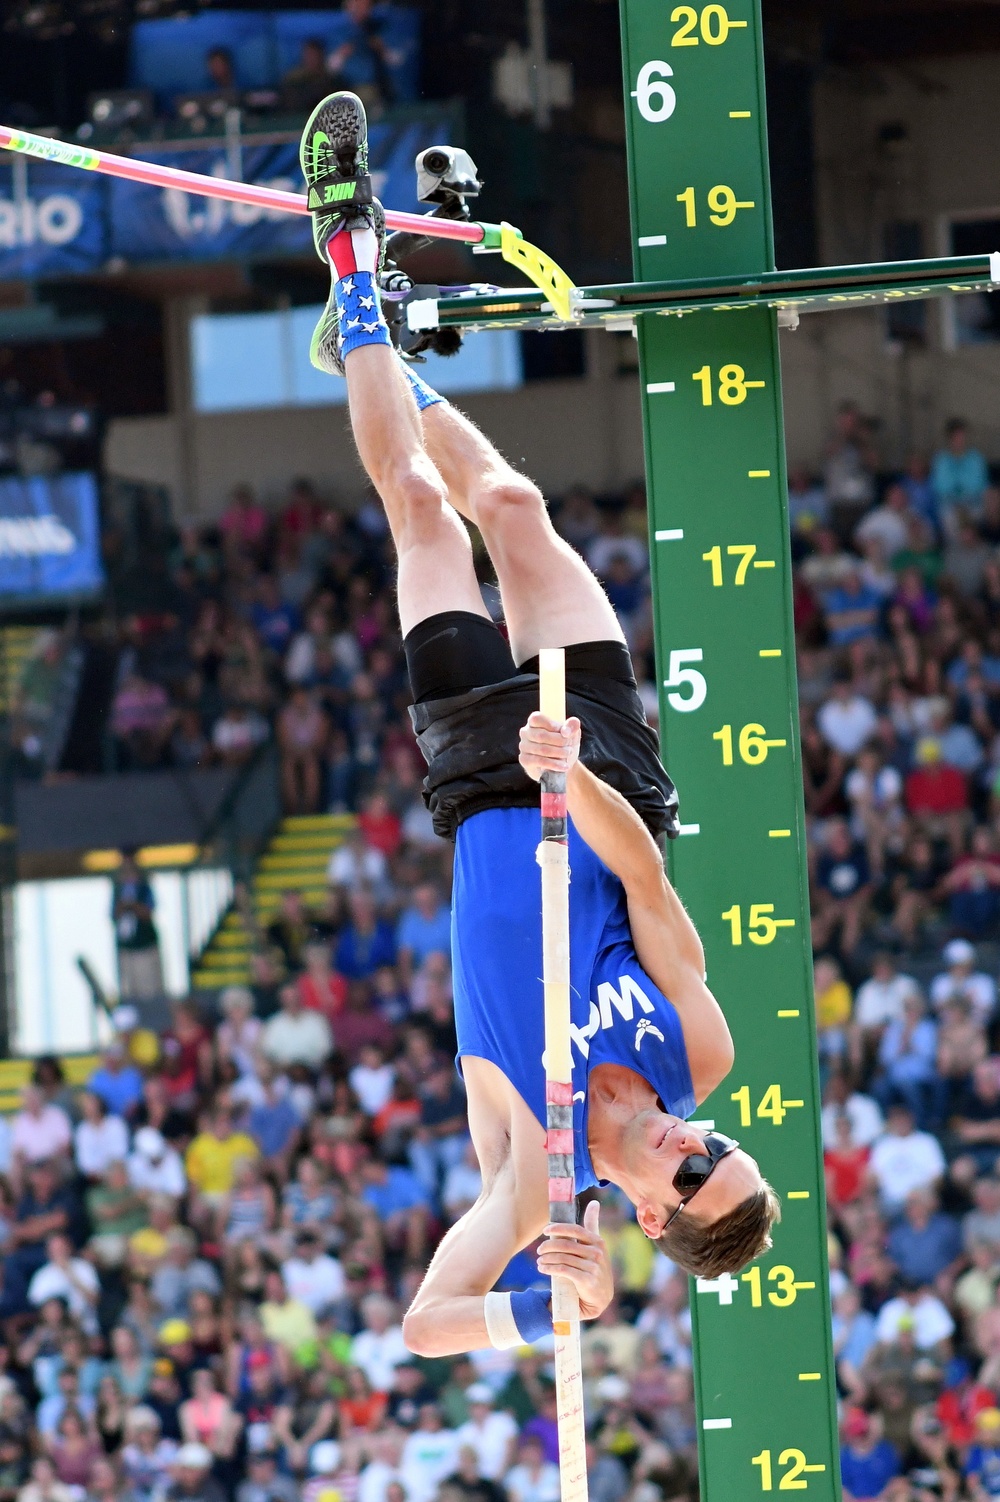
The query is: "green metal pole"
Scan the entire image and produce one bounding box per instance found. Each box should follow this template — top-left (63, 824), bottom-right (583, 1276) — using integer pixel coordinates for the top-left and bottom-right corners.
top-left (618, 3), bottom-right (841, 1498)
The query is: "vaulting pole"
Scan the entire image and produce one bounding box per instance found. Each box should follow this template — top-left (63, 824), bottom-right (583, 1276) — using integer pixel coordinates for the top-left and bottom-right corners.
top-left (537, 647), bottom-right (588, 1502)
top-left (0, 124), bottom-right (489, 244)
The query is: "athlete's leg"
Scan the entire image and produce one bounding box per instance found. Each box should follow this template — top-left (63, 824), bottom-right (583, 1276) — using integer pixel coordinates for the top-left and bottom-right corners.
top-left (298, 90), bottom-right (487, 638)
top-left (418, 399), bottom-right (624, 665)
top-left (343, 345), bottom-right (489, 636)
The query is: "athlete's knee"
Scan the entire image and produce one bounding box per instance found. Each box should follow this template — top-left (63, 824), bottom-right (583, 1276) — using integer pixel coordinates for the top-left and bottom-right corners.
top-left (473, 475), bottom-right (547, 536)
top-left (386, 462), bottom-right (449, 546)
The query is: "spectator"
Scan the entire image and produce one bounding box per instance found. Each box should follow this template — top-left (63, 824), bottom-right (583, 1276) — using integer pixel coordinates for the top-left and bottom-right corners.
top-left (87, 1047), bottom-right (144, 1122)
top-left (930, 939), bottom-right (997, 1025)
top-left (504, 1435), bottom-right (560, 1502)
top-left (817, 676), bottom-right (878, 757)
top-left (335, 890), bottom-right (397, 980)
top-left (128, 1129), bottom-right (186, 1203)
top-left (869, 1105), bottom-right (946, 1211)
top-left (11, 1090), bottom-right (70, 1181)
top-left (280, 1231), bottom-right (345, 1318)
top-left (27, 1234), bottom-right (98, 1333)
top-left (396, 885), bottom-right (451, 985)
top-left (350, 1296), bottom-right (408, 1395)
top-left (326, 0), bottom-right (395, 110)
top-left (454, 1387), bottom-right (518, 1482)
top-left (932, 418), bottom-right (990, 529)
top-left (112, 855), bottom-right (164, 1001)
top-left (261, 985), bottom-right (333, 1071)
top-left (401, 1404), bottom-right (457, 1502)
top-left (408, 1066), bottom-right (469, 1207)
top-left (185, 1107), bottom-right (258, 1229)
top-left (874, 994), bottom-right (938, 1125)
top-left (811, 821), bottom-right (873, 958)
top-left (887, 1190), bottom-right (962, 1287)
top-left (277, 688), bottom-right (328, 815)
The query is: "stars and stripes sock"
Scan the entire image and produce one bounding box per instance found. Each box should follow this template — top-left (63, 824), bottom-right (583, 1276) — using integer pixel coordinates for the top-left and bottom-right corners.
top-left (327, 222), bottom-right (391, 359)
top-left (400, 358), bottom-right (444, 411)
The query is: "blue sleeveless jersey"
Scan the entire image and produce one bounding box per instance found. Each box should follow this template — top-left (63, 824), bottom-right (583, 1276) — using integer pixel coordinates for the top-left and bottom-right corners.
top-left (452, 806), bottom-right (696, 1193)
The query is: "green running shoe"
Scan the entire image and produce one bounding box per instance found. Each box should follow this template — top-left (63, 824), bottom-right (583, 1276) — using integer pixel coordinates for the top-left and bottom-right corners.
top-left (300, 90), bottom-right (374, 257)
top-left (299, 90), bottom-right (386, 375)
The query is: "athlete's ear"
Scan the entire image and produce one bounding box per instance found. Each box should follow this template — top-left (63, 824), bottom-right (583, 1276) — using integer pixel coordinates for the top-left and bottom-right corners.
top-left (636, 1200), bottom-right (666, 1240)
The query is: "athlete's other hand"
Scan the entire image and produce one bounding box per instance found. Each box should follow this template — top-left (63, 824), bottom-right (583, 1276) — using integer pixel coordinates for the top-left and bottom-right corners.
top-left (518, 712), bottom-right (581, 783)
top-left (535, 1201), bottom-right (612, 1320)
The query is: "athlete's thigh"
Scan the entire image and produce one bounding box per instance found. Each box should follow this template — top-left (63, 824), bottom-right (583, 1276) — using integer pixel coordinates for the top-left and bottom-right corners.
top-left (421, 403), bottom-right (624, 661)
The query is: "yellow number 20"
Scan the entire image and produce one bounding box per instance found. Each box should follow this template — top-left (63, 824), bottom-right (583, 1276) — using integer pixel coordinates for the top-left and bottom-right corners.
top-left (671, 5), bottom-right (748, 46)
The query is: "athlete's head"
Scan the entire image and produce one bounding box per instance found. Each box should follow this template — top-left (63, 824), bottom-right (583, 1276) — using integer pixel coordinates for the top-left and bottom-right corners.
top-left (611, 1114), bottom-right (781, 1277)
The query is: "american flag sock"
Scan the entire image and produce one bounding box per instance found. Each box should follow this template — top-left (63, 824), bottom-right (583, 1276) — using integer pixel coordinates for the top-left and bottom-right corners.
top-left (400, 358), bottom-right (444, 411)
top-left (327, 221), bottom-right (391, 359)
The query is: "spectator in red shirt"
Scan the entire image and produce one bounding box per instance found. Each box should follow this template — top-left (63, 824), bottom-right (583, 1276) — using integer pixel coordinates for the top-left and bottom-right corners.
top-left (904, 739), bottom-right (970, 857)
top-left (824, 1113), bottom-right (870, 1210)
top-left (358, 791), bottom-right (402, 858)
top-left (936, 1359), bottom-right (997, 1447)
top-left (297, 943), bottom-right (347, 1020)
top-left (279, 479), bottom-right (322, 540)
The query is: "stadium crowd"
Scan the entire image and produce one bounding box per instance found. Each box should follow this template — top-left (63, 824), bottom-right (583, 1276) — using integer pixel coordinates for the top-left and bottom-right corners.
top-left (8, 399), bottom-right (1000, 1502)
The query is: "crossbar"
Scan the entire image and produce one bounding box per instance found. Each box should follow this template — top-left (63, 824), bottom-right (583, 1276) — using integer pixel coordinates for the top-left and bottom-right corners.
top-left (0, 124), bottom-right (493, 245)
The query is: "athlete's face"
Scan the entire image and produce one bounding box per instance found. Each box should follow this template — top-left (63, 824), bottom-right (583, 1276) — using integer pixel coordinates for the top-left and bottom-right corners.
top-left (618, 1110), bottom-right (763, 1238)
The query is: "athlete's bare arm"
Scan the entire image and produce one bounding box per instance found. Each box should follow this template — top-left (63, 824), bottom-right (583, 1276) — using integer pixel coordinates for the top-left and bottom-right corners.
top-left (520, 713), bottom-right (735, 1103)
top-left (402, 1059), bottom-right (612, 1358)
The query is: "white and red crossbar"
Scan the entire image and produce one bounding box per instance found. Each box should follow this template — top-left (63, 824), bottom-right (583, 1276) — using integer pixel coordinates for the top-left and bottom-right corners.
top-left (0, 123), bottom-right (489, 245)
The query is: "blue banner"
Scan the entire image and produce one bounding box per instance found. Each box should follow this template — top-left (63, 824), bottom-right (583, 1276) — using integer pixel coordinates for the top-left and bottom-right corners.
top-left (0, 473), bottom-right (104, 604)
top-left (0, 116), bottom-right (452, 279)
top-left (0, 162), bottom-right (106, 279)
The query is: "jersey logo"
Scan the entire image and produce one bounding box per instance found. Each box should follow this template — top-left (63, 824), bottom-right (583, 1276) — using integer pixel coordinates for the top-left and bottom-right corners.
top-left (570, 974), bottom-right (656, 1059)
top-left (634, 1018), bottom-right (665, 1051)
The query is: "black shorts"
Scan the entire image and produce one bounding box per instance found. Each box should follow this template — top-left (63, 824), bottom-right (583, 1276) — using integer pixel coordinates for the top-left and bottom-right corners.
top-left (404, 609), bottom-right (635, 703)
top-left (404, 611), bottom-right (680, 843)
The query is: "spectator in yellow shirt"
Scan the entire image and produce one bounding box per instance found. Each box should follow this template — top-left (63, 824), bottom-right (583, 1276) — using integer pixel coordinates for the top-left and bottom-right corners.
top-left (185, 1106), bottom-right (258, 1232)
top-left (599, 1194), bottom-right (655, 1313)
top-left (259, 1267), bottom-right (318, 1367)
top-left (815, 954), bottom-right (853, 1073)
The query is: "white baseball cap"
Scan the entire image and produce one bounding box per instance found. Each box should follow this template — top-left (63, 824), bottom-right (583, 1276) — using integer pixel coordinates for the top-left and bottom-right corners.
top-left (134, 1127), bottom-right (166, 1160)
top-left (310, 1442), bottom-right (342, 1475)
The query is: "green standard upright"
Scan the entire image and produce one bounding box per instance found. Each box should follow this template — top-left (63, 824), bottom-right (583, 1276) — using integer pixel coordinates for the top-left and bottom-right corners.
top-left (618, 2), bottom-right (842, 1498)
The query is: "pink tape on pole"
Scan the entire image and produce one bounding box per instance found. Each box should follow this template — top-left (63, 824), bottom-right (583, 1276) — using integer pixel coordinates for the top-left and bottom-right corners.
top-left (546, 1081), bottom-right (574, 1105)
top-left (546, 1129), bottom-right (574, 1154)
top-left (540, 791), bottom-right (567, 818)
top-left (548, 1177), bottom-right (575, 1202)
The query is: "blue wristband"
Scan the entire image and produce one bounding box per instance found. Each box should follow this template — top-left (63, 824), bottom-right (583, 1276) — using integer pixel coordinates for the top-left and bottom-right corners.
top-left (484, 1288), bottom-right (554, 1348)
top-left (510, 1289), bottom-right (554, 1342)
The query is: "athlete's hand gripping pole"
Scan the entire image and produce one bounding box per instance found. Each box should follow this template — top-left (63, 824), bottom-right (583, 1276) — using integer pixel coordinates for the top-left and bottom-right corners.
top-left (537, 648), bottom-right (589, 1502)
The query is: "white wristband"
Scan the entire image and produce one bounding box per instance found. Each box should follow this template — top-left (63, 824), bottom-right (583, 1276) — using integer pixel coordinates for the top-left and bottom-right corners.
top-left (483, 1291), bottom-right (522, 1349)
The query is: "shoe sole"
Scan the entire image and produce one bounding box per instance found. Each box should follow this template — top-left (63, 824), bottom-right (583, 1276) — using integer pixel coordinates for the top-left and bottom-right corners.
top-left (299, 91), bottom-right (370, 261)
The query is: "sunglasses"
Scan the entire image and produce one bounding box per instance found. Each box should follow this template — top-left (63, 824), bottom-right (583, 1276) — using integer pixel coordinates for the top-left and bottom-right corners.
top-left (662, 1131), bottom-right (740, 1231)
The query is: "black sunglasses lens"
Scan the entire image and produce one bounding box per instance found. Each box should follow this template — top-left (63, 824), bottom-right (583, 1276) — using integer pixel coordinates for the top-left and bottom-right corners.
top-left (672, 1134), bottom-right (738, 1194)
top-left (674, 1156), bottom-right (713, 1191)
